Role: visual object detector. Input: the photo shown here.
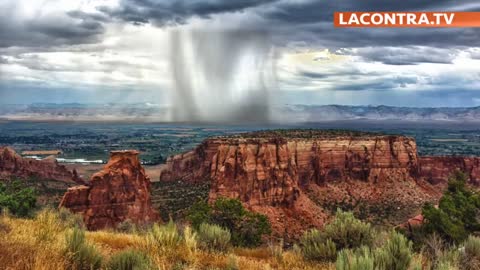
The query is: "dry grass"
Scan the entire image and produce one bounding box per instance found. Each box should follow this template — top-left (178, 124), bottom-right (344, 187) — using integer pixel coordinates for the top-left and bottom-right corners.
top-left (0, 210), bottom-right (67, 270)
top-left (0, 209), bottom-right (334, 270)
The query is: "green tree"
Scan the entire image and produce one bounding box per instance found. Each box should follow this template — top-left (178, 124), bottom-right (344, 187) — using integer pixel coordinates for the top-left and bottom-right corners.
top-left (0, 179), bottom-right (37, 217)
top-left (187, 200), bottom-right (212, 229)
top-left (422, 171), bottom-right (480, 243)
top-left (187, 197), bottom-right (271, 247)
top-left (210, 197), bottom-right (246, 230)
top-left (231, 212), bottom-right (271, 247)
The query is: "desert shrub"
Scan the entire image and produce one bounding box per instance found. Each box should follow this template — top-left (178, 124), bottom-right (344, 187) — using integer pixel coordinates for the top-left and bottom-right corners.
top-left (231, 212), bottom-right (271, 247)
top-left (421, 233), bottom-right (446, 269)
top-left (116, 219), bottom-right (136, 233)
top-left (422, 171), bottom-right (480, 244)
top-left (187, 200), bottom-right (212, 229)
top-left (65, 226), bottom-right (103, 270)
top-left (459, 235), bottom-right (480, 270)
top-left (335, 246), bottom-right (374, 270)
top-left (197, 223), bottom-right (231, 252)
top-left (374, 231), bottom-right (412, 270)
top-left (300, 229), bottom-right (336, 261)
top-left (58, 207), bottom-right (85, 228)
top-left (436, 261), bottom-right (458, 270)
top-left (187, 197), bottom-right (271, 247)
top-left (107, 249), bottom-right (152, 270)
top-left (183, 225), bottom-right (198, 255)
top-left (209, 197), bottom-right (245, 229)
top-left (0, 180), bottom-right (36, 217)
top-left (409, 255), bottom-right (425, 270)
top-left (35, 208), bottom-right (66, 242)
top-left (268, 239), bottom-right (284, 262)
top-left (323, 209), bottom-right (374, 250)
top-left (147, 220), bottom-right (182, 250)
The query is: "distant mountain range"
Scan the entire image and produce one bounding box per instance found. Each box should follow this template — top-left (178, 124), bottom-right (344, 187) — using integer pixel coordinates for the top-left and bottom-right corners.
top-left (1, 103), bottom-right (480, 122)
top-left (280, 105), bottom-right (480, 122)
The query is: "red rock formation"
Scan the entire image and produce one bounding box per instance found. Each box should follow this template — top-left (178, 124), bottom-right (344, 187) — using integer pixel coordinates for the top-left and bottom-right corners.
top-left (60, 150), bottom-right (159, 230)
top-left (0, 147), bottom-right (81, 183)
top-left (161, 135), bottom-right (423, 203)
top-left (419, 156), bottom-right (480, 185)
top-left (398, 214), bottom-right (425, 233)
top-left (159, 132), bottom-right (453, 236)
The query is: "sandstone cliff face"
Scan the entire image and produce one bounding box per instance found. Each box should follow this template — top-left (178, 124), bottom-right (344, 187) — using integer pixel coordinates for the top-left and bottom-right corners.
top-left (60, 150), bottom-right (159, 230)
top-left (0, 147), bottom-right (80, 183)
top-left (159, 133), bottom-right (446, 237)
top-left (419, 156), bottom-right (480, 185)
top-left (159, 131), bottom-right (480, 237)
top-left (161, 135), bottom-right (421, 205)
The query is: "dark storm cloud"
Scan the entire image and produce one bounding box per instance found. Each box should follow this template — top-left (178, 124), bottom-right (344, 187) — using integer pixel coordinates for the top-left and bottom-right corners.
top-left (27, 19), bottom-right (104, 42)
top-left (0, 3), bottom-right (106, 48)
top-left (257, 0), bottom-right (480, 48)
top-left (332, 76), bottom-right (418, 91)
top-left (99, 0), bottom-right (279, 26)
top-left (349, 47), bottom-right (457, 65)
top-left (262, 0), bottom-right (475, 24)
top-left (66, 10), bottom-right (111, 23)
top-left (298, 26), bottom-right (480, 49)
top-left (300, 69), bottom-right (382, 80)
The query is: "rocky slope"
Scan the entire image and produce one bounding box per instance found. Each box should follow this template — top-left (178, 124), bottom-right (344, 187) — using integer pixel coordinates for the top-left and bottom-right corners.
top-left (60, 150), bottom-right (159, 230)
top-left (0, 147), bottom-right (81, 183)
top-left (159, 130), bottom-right (480, 238)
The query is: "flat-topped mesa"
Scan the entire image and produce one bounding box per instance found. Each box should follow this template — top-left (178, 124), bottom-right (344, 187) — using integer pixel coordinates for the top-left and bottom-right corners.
top-left (60, 150), bottom-right (159, 230)
top-left (160, 131), bottom-right (421, 206)
top-left (0, 147), bottom-right (81, 183)
top-left (157, 130), bottom-right (480, 237)
top-left (159, 130), bottom-right (441, 237)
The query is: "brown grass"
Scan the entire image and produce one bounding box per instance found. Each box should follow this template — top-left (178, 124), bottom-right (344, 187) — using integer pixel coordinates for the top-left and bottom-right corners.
top-left (0, 209), bottom-right (334, 270)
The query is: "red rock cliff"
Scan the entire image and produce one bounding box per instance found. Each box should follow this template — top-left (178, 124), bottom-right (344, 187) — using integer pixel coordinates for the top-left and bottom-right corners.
top-left (161, 134), bottom-right (422, 203)
top-left (160, 131), bottom-right (450, 237)
top-left (60, 150), bottom-right (159, 230)
top-left (0, 147), bottom-right (80, 183)
top-left (419, 156), bottom-right (480, 185)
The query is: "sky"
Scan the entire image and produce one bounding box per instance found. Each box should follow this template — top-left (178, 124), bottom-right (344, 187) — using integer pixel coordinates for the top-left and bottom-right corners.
top-left (0, 0), bottom-right (479, 108)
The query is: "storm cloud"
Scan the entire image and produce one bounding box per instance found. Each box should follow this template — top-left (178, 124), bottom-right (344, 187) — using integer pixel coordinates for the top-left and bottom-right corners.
top-left (99, 0), bottom-right (279, 26)
top-left (0, 1), bottom-right (106, 48)
top-left (1, 0), bottom-right (480, 110)
top-left (348, 47), bottom-right (458, 65)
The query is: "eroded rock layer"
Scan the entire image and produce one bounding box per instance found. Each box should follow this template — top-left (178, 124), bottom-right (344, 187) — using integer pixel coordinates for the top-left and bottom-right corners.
top-left (159, 130), bottom-right (480, 237)
top-left (60, 150), bottom-right (159, 230)
top-left (161, 134), bottom-right (422, 204)
top-left (419, 156), bottom-right (480, 185)
top-left (0, 147), bottom-right (80, 183)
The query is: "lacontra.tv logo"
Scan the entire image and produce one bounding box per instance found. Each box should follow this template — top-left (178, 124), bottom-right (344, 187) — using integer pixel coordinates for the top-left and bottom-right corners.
top-left (334, 12), bottom-right (480, 27)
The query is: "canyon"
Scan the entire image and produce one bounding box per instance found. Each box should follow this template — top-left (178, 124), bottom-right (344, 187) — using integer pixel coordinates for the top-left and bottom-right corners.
top-left (159, 130), bottom-right (480, 238)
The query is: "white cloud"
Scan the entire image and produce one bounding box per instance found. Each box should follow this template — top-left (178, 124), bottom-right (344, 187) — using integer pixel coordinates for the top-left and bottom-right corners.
top-left (1, 0), bottom-right (480, 107)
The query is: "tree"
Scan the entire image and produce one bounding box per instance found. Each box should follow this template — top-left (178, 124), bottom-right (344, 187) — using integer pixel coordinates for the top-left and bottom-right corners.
top-left (187, 197), bottom-right (271, 247)
top-left (422, 171), bottom-right (480, 243)
top-left (187, 200), bottom-right (212, 229)
top-left (0, 179), bottom-right (37, 217)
